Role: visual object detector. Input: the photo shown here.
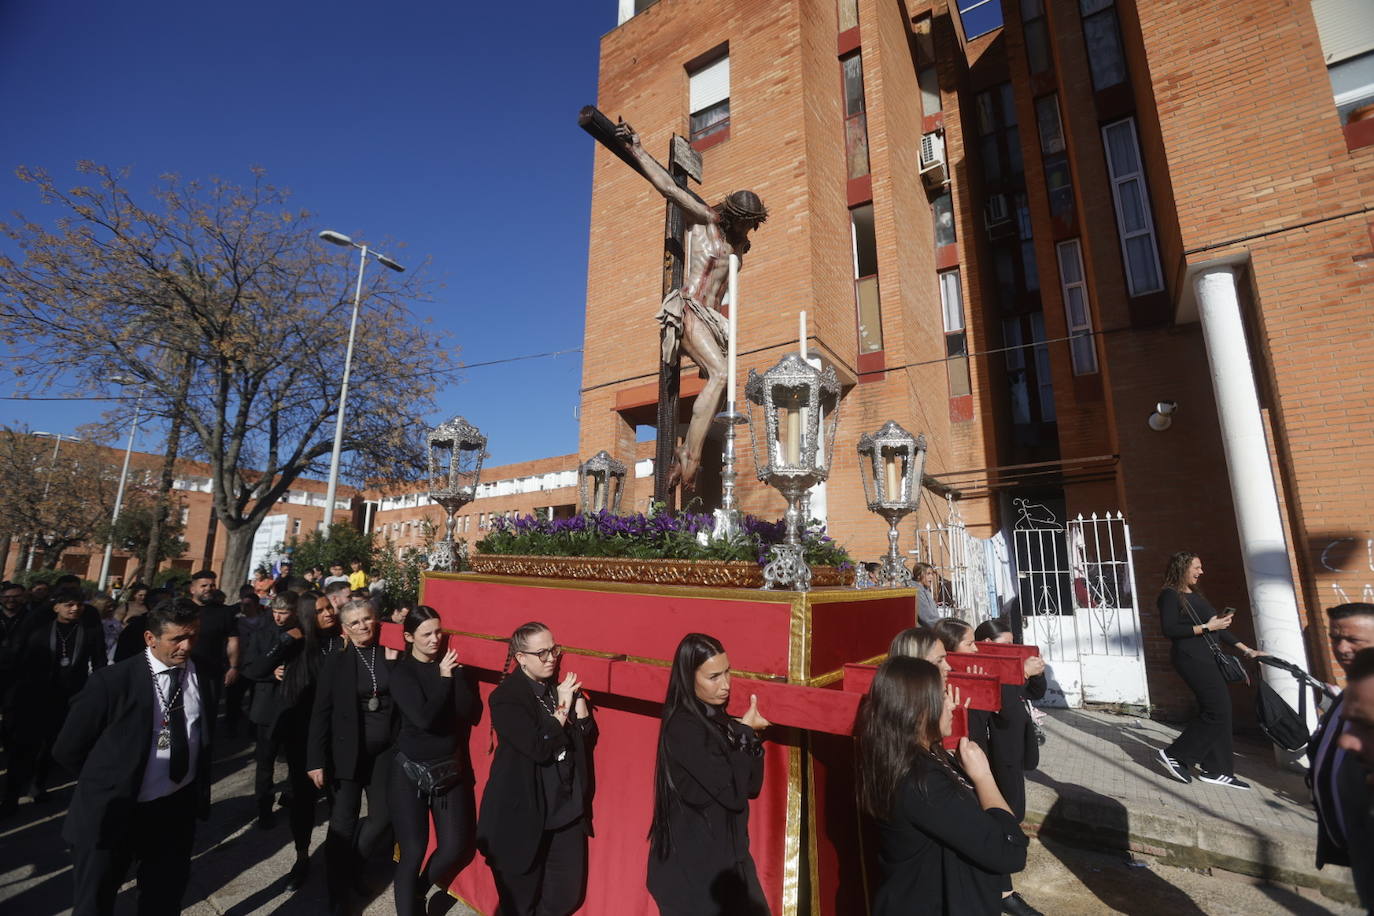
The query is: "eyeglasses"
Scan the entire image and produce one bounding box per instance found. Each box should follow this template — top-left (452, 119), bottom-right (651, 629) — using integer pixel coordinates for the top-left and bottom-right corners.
top-left (343, 618), bottom-right (375, 629)
top-left (518, 645), bottom-right (563, 662)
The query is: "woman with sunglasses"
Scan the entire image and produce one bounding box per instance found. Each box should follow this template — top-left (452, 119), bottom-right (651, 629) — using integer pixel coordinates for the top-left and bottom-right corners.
top-left (477, 621), bottom-right (597, 916)
top-left (307, 598), bottom-right (398, 913)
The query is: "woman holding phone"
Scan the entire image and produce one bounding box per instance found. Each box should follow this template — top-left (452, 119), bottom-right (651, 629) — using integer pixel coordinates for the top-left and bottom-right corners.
top-left (1155, 552), bottom-right (1263, 789)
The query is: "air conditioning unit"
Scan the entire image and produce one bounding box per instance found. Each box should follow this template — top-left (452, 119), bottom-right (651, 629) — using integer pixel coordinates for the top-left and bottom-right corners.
top-left (919, 132), bottom-right (947, 187)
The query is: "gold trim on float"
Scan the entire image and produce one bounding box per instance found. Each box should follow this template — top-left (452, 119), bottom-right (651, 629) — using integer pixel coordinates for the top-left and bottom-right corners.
top-left (787, 592), bottom-right (811, 683)
top-left (805, 652), bottom-right (889, 688)
top-left (423, 569), bottom-right (810, 603)
top-left (806, 737), bottom-right (821, 915)
top-left (781, 739), bottom-right (804, 916)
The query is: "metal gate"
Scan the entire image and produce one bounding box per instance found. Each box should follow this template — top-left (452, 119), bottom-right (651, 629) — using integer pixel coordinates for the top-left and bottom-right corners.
top-left (1012, 500), bottom-right (1150, 708)
top-left (912, 498), bottom-right (995, 622)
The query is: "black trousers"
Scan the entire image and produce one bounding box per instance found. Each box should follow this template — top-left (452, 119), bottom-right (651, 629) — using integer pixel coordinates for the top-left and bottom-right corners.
top-left (326, 745), bottom-right (394, 904)
top-left (282, 719), bottom-right (318, 854)
top-left (4, 703), bottom-right (69, 803)
top-left (71, 784), bottom-right (197, 916)
top-left (491, 820), bottom-right (588, 916)
top-left (1166, 649), bottom-right (1234, 776)
top-left (253, 721), bottom-right (283, 810)
top-left (389, 756), bottom-right (476, 916)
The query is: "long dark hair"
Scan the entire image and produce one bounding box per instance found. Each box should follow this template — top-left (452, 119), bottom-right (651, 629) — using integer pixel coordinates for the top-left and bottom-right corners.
top-left (1162, 551), bottom-right (1199, 591)
top-left (403, 605), bottom-right (443, 660)
top-left (281, 594), bottom-right (337, 707)
top-left (648, 632), bottom-right (727, 861)
top-left (857, 656), bottom-right (950, 820)
top-left (973, 616), bottom-right (1012, 642)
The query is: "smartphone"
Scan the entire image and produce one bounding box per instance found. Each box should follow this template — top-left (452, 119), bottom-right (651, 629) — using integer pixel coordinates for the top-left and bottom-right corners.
top-left (1223, 607), bottom-right (1236, 616)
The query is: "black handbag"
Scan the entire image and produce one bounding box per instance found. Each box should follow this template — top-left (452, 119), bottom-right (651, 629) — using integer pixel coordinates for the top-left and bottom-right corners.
top-left (397, 751), bottom-right (463, 797)
top-left (1179, 594), bottom-right (1249, 685)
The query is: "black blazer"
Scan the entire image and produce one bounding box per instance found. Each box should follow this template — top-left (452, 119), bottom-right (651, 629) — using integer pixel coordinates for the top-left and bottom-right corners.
top-left (241, 623), bottom-right (302, 728)
top-left (1309, 694), bottom-right (1373, 907)
top-left (52, 651), bottom-right (219, 847)
top-left (476, 671), bottom-right (597, 874)
top-left (872, 758), bottom-right (1028, 916)
top-left (4, 611), bottom-right (107, 727)
top-left (306, 645), bottom-right (397, 779)
top-left (646, 711), bottom-right (765, 913)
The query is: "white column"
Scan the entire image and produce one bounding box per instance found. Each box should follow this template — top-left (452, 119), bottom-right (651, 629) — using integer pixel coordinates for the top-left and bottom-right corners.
top-left (1193, 266), bottom-right (1315, 736)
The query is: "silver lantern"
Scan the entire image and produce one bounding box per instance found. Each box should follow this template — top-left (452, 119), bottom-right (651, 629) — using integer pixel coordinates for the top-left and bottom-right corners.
top-left (426, 416), bottom-right (487, 571)
top-left (745, 353), bottom-right (841, 591)
top-left (856, 422), bottom-right (927, 588)
top-left (577, 450), bottom-right (627, 513)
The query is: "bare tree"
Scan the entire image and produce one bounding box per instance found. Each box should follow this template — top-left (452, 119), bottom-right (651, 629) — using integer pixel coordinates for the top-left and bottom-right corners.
top-left (0, 163), bottom-right (457, 587)
top-left (0, 429), bottom-right (122, 569)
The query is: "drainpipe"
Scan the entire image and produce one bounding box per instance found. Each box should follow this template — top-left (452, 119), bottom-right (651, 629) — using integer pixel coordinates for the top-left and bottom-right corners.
top-left (1193, 266), bottom-right (1316, 751)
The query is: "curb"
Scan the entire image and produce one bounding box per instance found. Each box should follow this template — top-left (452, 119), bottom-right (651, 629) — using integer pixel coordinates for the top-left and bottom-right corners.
top-left (1023, 783), bottom-right (1360, 908)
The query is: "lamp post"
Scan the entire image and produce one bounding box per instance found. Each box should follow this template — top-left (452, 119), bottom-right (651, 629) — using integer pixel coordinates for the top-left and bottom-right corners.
top-left (856, 421), bottom-right (927, 588)
top-left (744, 350), bottom-right (841, 591)
top-left (426, 416), bottom-right (487, 572)
top-left (578, 451), bottom-right (627, 513)
top-left (98, 378), bottom-right (145, 591)
top-left (316, 229), bottom-right (405, 530)
top-left (25, 431), bottom-right (67, 572)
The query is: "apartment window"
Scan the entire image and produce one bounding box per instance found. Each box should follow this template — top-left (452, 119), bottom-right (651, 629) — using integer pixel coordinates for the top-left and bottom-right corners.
top-left (914, 18), bottom-right (942, 117)
top-left (851, 204), bottom-right (883, 353)
top-left (1056, 239), bottom-right (1098, 374)
top-left (1022, 0), bottom-right (1052, 75)
top-left (1004, 316), bottom-right (1056, 423)
top-left (1080, 0), bottom-right (1126, 90)
top-left (842, 53), bottom-right (871, 179)
top-left (1101, 118), bottom-right (1163, 296)
top-left (940, 271), bottom-right (972, 398)
top-left (838, 0), bottom-right (858, 32)
top-left (1016, 193), bottom-right (1039, 292)
top-left (1313, 0), bottom-right (1374, 125)
top-left (976, 84), bottom-right (1021, 187)
top-left (689, 53), bottom-right (731, 144)
top-left (179, 506), bottom-right (190, 525)
top-left (933, 191), bottom-right (957, 246)
top-left (292, 518), bottom-right (301, 535)
top-left (957, 0), bottom-right (1005, 40)
top-left (1035, 95), bottom-right (1073, 217)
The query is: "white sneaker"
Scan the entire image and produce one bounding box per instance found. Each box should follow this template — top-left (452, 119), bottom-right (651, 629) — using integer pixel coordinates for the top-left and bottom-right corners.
top-left (1197, 771), bottom-right (1251, 790)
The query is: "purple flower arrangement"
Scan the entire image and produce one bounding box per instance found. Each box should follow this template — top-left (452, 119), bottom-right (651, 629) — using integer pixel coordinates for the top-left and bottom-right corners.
top-left (476, 509), bottom-right (852, 570)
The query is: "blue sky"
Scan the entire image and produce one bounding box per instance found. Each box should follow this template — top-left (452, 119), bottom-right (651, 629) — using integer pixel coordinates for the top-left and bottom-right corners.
top-left (0, 0), bottom-right (618, 467)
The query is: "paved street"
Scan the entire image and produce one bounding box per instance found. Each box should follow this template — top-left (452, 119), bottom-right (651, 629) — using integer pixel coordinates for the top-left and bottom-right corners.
top-left (0, 709), bottom-right (1362, 915)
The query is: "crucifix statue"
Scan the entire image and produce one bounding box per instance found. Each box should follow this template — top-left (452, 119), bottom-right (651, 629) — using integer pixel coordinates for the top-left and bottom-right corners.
top-left (580, 106), bottom-right (768, 503)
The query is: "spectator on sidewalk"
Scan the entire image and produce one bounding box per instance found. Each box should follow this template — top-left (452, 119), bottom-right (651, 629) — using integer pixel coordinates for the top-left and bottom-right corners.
top-left (1153, 551), bottom-right (1262, 790)
top-left (913, 563), bottom-right (940, 627)
top-left (322, 562), bottom-right (350, 589)
top-left (857, 656), bottom-right (1028, 915)
top-left (1311, 605), bottom-right (1374, 909)
top-left (347, 558), bottom-right (370, 592)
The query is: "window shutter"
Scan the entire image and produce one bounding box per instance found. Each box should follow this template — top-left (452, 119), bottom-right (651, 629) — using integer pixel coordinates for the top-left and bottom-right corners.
top-left (689, 56), bottom-right (730, 113)
top-left (1312, 0), bottom-right (1374, 64)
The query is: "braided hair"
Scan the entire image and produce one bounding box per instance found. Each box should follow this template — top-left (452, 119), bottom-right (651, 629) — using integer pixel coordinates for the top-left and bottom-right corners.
top-left (488, 621), bottom-right (552, 753)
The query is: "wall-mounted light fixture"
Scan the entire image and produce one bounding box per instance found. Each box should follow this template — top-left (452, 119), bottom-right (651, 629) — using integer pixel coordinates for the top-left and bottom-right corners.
top-left (1148, 401), bottom-right (1178, 432)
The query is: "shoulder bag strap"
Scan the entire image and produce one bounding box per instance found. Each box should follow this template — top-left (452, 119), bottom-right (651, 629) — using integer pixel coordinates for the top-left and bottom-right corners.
top-left (1177, 592), bottom-right (1226, 656)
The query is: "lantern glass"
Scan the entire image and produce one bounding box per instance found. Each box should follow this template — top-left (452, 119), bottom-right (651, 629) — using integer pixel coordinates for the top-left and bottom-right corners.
top-left (427, 416), bottom-right (487, 502)
top-left (578, 450), bottom-right (627, 513)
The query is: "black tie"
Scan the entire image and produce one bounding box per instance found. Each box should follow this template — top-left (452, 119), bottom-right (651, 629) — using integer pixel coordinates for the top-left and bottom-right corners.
top-left (165, 668), bottom-right (189, 783)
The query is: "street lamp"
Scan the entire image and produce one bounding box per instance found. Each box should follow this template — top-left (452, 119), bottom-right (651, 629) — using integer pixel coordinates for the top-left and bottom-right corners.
top-left (99, 377), bottom-right (144, 591)
top-left (426, 416), bottom-right (487, 572)
top-left (316, 229), bottom-right (405, 530)
top-left (25, 431), bottom-right (67, 572)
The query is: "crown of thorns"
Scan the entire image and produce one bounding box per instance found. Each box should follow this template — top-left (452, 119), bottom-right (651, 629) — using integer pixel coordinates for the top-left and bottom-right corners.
top-left (717, 190), bottom-right (768, 223)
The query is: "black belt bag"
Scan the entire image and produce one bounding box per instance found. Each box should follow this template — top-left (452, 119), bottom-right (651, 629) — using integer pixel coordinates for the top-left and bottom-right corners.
top-left (397, 751), bottom-right (463, 797)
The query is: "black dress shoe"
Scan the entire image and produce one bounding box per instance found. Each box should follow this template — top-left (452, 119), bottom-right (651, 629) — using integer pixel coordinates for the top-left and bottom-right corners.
top-left (286, 855), bottom-right (310, 891)
top-left (1003, 892), bottom-right (1044, 916)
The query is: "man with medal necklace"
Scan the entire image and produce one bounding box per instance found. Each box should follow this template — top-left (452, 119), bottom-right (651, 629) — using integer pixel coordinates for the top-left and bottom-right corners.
top-left (54, 600), bottom-right (219, 916)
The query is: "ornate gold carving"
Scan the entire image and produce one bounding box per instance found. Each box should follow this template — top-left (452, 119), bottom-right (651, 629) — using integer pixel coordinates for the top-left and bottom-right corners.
top-left (467, 554), bottom-right (853, 589)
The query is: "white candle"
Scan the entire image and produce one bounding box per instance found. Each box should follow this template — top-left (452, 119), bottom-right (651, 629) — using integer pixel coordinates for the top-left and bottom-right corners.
top-left (727, 255), bottom-right (739, 409)
top-left (799, 309), bottom-right (807, 358)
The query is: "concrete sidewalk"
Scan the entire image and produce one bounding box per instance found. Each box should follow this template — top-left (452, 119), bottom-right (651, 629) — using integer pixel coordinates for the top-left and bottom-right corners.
top-left (1023, 707), bottom-right (1359, 908)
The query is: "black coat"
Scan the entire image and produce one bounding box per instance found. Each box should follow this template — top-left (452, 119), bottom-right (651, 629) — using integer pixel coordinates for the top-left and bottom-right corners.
top-left (1309, 694), bottom-right (1373, 908)
top-left (872, 758), bottom-right (1028, 915)
top-left (51, 651), bottom-right (220, 847)
top-left (476, 671), bottom-right (597, 874)
top-left (4, 611), bottom-right (106, 729)
top-left (241, 623), bottom-right (302, 728)
top-left (306, 645), bottom-right (398, 779)
top-left (646, 711), bottom-right (767, 916)
top-left (969, 674), bottom-right (1047, 821)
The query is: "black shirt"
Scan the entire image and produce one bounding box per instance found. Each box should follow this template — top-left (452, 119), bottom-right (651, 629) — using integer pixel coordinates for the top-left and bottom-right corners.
top-left (1158, 589), bottom-right (1240, 660)
top-left (190, 602), bottom-right (236, 668)
top-left (353, 645), bottom-right (393, 755)
top-left (391, 653), bottom-right (481, 766)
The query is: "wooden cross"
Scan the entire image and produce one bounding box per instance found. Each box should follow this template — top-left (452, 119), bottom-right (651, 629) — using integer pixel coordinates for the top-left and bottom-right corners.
top-left (579, 106), bottom-right (704, 511)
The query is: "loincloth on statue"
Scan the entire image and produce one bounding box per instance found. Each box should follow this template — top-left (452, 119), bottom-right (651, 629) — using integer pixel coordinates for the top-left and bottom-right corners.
top-left (657, 289), bottom-right (728, 367)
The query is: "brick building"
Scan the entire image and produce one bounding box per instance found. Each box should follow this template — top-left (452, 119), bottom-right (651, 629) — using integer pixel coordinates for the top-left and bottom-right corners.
top-left (581, 0), bottom-right (1374, 715)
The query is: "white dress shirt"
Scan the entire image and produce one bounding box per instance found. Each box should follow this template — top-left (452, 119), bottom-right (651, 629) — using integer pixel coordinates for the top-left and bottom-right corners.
top-left (138, 648), bottom-right (202, 802)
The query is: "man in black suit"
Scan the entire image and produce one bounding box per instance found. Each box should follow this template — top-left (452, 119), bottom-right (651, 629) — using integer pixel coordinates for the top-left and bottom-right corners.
top-left (53, 600), bottom-right (219, 916)
top-left (1310, 603), bottom-right (1374, 909)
